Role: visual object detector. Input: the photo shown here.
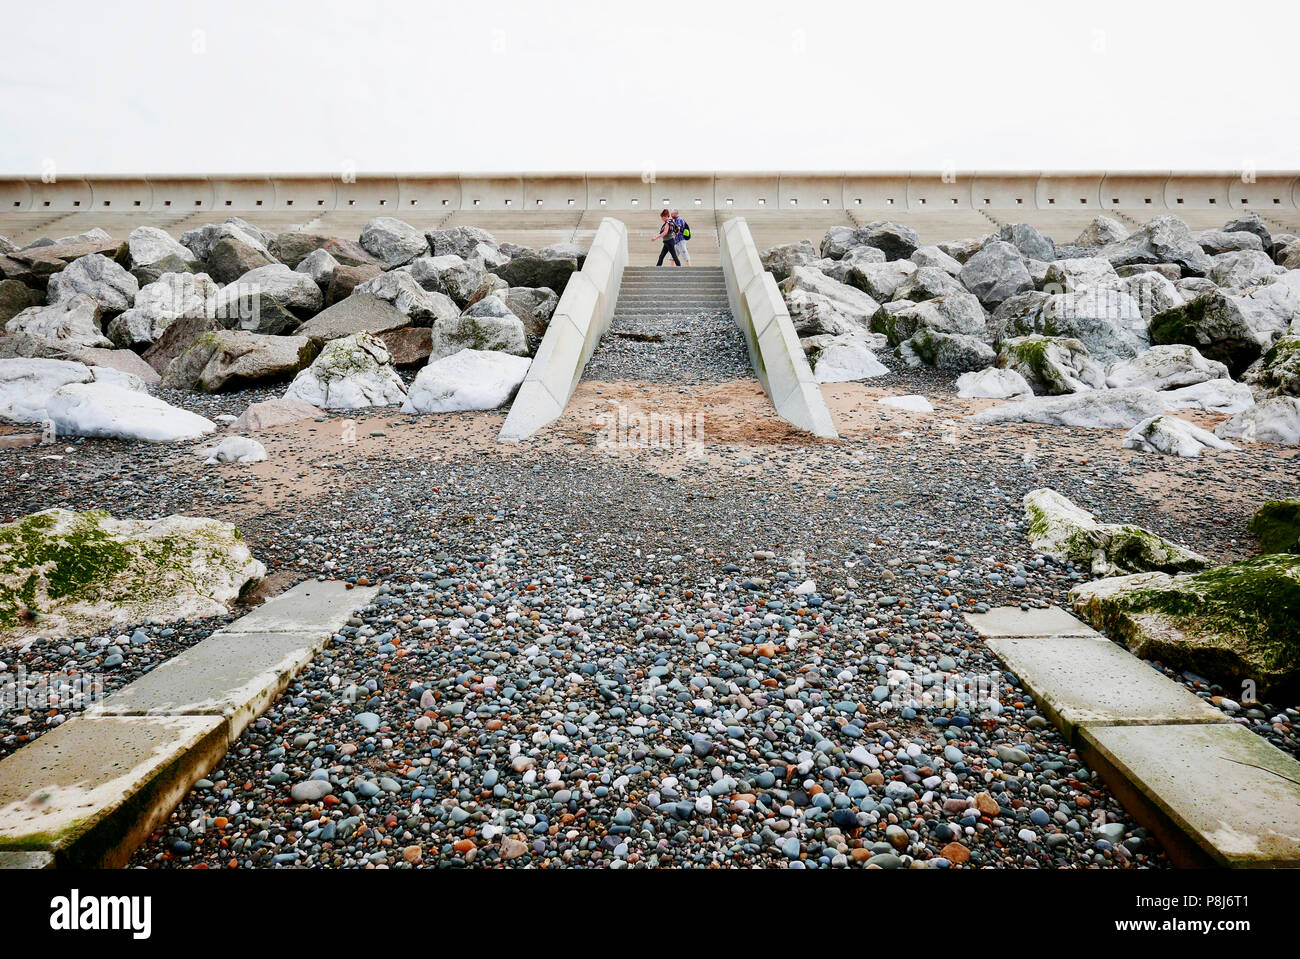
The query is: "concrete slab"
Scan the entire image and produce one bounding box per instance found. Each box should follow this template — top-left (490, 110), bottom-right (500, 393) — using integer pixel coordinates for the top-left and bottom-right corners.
top-left (90, 631), bottom-right (325, 742)
top-left (986, 635), bottom-right (1229, 743)
top-left (227, 579), bottom-right (377, 634)
top-left (0, 715), bottom-right (228, 868)
top-left (1080, 723), bottom-right (1300, 868)
top-left (965, 605), bottom-right (1103, 638)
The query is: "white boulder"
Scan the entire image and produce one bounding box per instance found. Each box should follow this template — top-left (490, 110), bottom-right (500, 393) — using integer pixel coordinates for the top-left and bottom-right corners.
top-left (197, 436), bottom-right (268, 464)
top-left (970, 388), bottom-right (1172, 428)
top-left (811, 335), bottom-right (889, 382)
top-left (0, 357), bottom-right (144, 425)
top-left (45, 381), bottom-right (216, 442)
top-left (1162, 378), bottom-right (1255, 415)
top-left (1214, 396), bottom-right (1300, 446)
top-left (356, 271), bottom-right (460, 325)
top-left (1123, 415), bottom-right (1238, 458)
top-left (1104, 345), bottom-right (1230, 391)
top-left (998, 335), bottom-right (1106, 395)
top-left (956, 367), bottom-right (1033, 399)
top-left (402, 349), bottom-right (531, 413)
top-left (1208, 250), bottom-right (1284, 289)
top-left (107, 272), bottom-right (219, 349)
top-left (295, 248), bottom-right (339, 287)
top-left (214, 263), bottom-right (322, 315)
top-left (430, 298), bottom-right (528, 361)
top-left (360, 217), bottom-right (429, 268)
top-left (46, 253), bottom-right (139, 313)
top-left (127, 226), bottom-right (194, 268)
top-left (5, 294), bottom-right (111, 349)
top-left (878, 395), bottom-right (934, 413)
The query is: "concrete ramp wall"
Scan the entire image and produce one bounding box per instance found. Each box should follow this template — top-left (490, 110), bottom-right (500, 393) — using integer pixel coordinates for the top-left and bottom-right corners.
top-left (719, 217), bottom-right (838, 440)
top-left (498, 217), bottom-right (627, 442)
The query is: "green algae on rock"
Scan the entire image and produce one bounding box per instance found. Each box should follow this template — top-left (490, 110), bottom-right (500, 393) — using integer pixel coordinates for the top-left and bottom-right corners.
top-left (1069, 554), bottom-right (1300, 698)
top-left (0, 509), bottom-right (265, 642)
top-left (1023, 487), bottom-right (1207, 577)
top-left (1248, 499), bottom-right (1300, 555)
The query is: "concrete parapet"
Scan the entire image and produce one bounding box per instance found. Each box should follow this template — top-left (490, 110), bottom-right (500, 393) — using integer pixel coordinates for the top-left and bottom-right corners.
top-left (3, 172), bottom-right (1295, 214)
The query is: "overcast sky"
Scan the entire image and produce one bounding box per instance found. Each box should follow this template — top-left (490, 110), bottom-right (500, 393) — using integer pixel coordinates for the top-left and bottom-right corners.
top-left (1, 0), bottom-right (1295, 176)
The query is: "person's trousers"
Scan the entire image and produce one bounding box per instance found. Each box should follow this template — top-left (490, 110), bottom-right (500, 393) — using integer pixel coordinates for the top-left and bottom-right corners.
top-left (657, 240), bottom-right (681, 266)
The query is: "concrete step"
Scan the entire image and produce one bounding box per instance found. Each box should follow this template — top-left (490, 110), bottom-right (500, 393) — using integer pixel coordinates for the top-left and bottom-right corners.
top-left (970, 604), bottom-right (1300, 869)
top-left (1080, 722), bottom-right (1300, 868)
top-left (616, 299), bottom-right (730, 307)
top-left (618, 286), bottom-right (727, 291)
top-left (619, 284), bottom-right (727, 291)
top-left (619, 280), bottom-right (726, 287)
top-left (90, 630), bottom-right (332, 743)
top-left (0, 715), bottom-right (229, 869)
top-left (624, 267), bottom-right (723, 273)
top-left (617, 295), bottom-right (727, 302)
top-left (612, 316), bottom-right (731, 323)
top-left (0, 578), bottom-right (378, 868)
top-left (983, 634), bottom-right (1229, 743)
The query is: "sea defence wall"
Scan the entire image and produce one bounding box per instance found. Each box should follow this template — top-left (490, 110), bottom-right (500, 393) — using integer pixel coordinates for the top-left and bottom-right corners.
top-left (498, 216), bottom-right (628, 442)
top-left (719, 217), bottom-right (838, 440)
top-left (2, 172), bottom-right (1296, 213)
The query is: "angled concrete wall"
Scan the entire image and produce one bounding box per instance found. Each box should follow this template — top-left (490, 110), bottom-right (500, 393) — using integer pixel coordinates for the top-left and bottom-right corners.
top-left (2, 172), bottom-right (1296, 214)
top-left (719, 217), bottom-right (838, 440)
top-left (498, 217), bottom-right (627, 442)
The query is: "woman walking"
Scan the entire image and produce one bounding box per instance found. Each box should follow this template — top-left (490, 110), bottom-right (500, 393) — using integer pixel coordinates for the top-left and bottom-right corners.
top-left (653, 208), bottom-right (681, 266)
top-left (671, 208), bottom-right (691, 266)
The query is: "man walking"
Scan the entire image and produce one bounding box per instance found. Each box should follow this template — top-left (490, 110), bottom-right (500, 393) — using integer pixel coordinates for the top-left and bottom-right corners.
top-left (653, 208), bottom-right (681, 266)
top-left (670, 208), bottom-right (691, 266)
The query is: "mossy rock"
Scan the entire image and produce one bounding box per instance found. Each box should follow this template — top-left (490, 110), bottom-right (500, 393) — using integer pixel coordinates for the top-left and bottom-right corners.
top-left (1070, 554), bottom-right (1300, 698)
top-left (1255, 334), bottom-right (1300, 396)
top-left (1024, 487), bottom-right (1206, 576)
top-left (0, 509), bottom-right (264, 641)
top-left (1248, 500), bottom-right (1300, 554)
top-left (997, 334), bottom-right (1094, 394)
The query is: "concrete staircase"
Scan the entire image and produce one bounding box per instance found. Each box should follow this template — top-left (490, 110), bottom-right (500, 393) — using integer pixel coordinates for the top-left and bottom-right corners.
top-left (579, 265), bottom-right (754, 383)
top-left (613, 266), bottom-right (730, 322)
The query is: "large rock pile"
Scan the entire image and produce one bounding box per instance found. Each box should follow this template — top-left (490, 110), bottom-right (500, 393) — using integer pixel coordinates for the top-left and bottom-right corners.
top-left (770, 211), bottom-right (1300, 445)
top-left (0, 216), bottom-right (569, 433)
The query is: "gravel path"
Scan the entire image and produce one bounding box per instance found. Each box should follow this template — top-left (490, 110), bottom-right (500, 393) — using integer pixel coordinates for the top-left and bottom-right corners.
top-left (583, 308), bottom-right (754, 384)
top-left (2, 359), bottom-right (1295, 869)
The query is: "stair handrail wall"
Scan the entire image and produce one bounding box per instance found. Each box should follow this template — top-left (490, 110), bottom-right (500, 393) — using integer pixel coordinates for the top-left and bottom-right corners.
top-left (498, 216), bottom-right (628, 442)
top-left (718, 217), bottom-right (838, 439)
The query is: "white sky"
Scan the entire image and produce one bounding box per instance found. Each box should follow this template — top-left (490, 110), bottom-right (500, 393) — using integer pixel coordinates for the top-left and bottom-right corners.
top-left (1, 0), bottom-right (1296, 176)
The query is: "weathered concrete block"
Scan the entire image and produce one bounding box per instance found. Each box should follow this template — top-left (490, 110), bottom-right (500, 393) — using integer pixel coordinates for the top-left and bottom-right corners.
top-left (986, 634), bottom-right (1228, 743)
top-left (965, 605), bottom-right (1102, 638)
top-left (0, 715), bottom-right (228, 868)
top-left (1080, 723), bottom-right (1300, 868)
top-left (224, 579), bottom-right (377, 634)
top-left (90, 630), bottom-right (327, 743)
